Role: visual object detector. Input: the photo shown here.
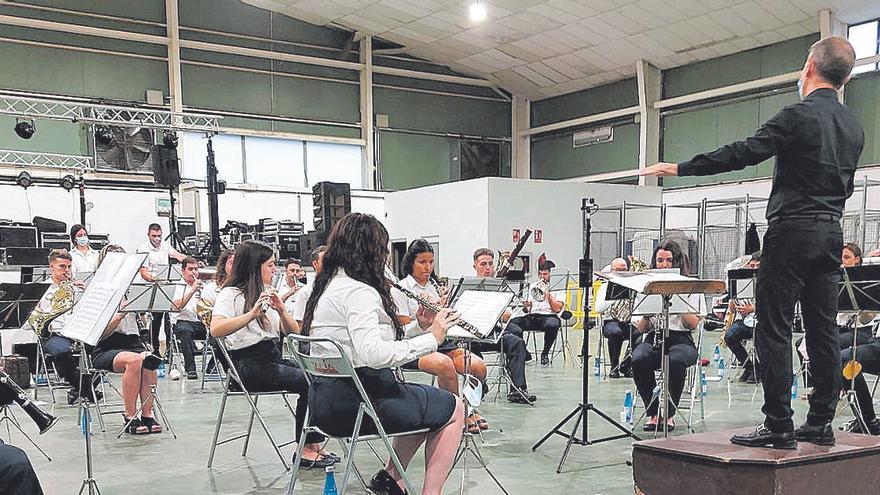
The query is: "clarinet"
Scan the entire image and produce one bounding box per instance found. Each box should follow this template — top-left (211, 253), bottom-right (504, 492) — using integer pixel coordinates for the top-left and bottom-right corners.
top-left (390, 282), bottom-right (483, 339)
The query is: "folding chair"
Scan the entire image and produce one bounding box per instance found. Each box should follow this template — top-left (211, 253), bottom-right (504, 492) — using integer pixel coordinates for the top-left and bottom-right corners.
top-left (206, 338), bottom-right (298, 470)
top-left (285, 334), bottom-right (429, 495)
top-left (32, 343), bottom-right (70, 404)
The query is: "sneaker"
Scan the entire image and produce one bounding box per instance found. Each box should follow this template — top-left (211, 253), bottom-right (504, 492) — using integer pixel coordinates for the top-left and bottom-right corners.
top-left (506, 392), bottom-right (537, 404)
top-left (730, 424), bottom-right (796, 450)
top-left (795, 422), bottom-right (835, 446)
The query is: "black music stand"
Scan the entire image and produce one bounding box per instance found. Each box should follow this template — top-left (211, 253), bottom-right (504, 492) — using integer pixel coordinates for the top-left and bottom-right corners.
top-left (727, 268), bottom-right (759, 386)
top-left (0, 283), bottom-right (49, 329)
top-left (838, 264), bottom-right (880, 432)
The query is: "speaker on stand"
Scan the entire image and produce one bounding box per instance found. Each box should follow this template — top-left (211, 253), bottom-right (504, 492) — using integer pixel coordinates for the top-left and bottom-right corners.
top-left (152, 145), bottom-right (188, 252)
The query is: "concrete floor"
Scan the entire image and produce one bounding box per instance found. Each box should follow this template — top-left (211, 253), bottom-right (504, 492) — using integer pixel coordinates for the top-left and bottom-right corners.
top-left (11, 330), bottom-right (831, 494)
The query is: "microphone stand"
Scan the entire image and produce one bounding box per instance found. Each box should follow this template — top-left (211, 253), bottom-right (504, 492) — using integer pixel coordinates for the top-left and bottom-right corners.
top-left (532, 198), bottom-right (640, 473)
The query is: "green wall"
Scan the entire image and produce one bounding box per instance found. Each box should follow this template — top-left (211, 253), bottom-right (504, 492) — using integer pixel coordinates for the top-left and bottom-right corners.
top-left (531, 123), bottom-right (639, 179)
top-left (846, 72), bottom-right (880, 166)
top-left (531, 79), bottom-right (638, 127)
top-left (379, 133), bottom-right (454, 190)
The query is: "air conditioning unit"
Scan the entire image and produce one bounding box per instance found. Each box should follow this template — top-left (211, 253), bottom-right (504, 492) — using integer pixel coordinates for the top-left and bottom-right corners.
top-left (572, 126), bottom-right (613, 148)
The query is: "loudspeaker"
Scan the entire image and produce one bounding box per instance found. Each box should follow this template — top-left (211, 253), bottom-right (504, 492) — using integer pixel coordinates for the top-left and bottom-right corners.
top-left (312, 181), bottom-right (350, 233)
top-left (152, 145), bottom-right (180, 187)
top-left (299, 230), bottom-right (328, 261)
top-left (278, 232), bottom-right (301, 260)
top-left (2, 247), bottom-right (51, 266)
top-left (578, 258), bottom-right (593, 289)
top-left (32, 216), bottom-right (67, 234)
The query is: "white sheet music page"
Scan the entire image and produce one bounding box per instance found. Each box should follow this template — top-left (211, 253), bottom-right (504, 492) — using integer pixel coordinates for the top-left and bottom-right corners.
top-left (60, 253), bottom-right (147, 346)
top-left (449, 290), bottom-right (513, 339)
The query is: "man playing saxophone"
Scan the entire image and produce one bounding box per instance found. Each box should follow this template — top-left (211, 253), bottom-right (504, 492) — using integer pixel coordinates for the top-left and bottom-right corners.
top-left (26, 249), bottom-right (99, 405)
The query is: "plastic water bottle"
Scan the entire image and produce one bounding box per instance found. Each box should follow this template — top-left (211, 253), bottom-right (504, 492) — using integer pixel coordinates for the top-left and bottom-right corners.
top-left (158, 363), bottom-right (166, 379)
top-left (791, 373), bottom-right (798, 400)
top-left (323, 465), bottom-right (338, 495)
top-left (713, 344), bottom-right (720, 362)
top-left (717, 358), bottom-right (726, 378)
top-left (700, 371), bottom-right (708, 397)
top-left (624, 390), bottom-right (634, 424)
top-left (593, 357), bottom-right (600, 377)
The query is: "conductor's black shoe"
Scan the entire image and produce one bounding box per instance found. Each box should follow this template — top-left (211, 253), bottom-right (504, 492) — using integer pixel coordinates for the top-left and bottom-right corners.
top-left (507, 392), bottom-right (537, 404)
top-left (730, 425), bottom-right (796, 450)
top-left (795, 422), bottom-right (835, 446)
top-left (840, 417), bottom-right (880, 436)
top-left (368, 468), bottom-right (406, 495)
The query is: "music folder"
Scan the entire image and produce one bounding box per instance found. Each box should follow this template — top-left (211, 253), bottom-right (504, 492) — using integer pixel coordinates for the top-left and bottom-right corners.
top-left (727, 268), bottom-right (757, 300)
top-left (0, 283), bottom-right (50, 329)
top-left (838, 264), bottom-right (880, 312)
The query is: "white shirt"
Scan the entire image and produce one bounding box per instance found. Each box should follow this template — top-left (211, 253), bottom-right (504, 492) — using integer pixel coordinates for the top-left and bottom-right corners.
top-left (292, 284), bottom-right (313, 322)
top-left (213, 286), bottom-right (281, 350)
top-left (70, 247), bottom-right (99, 279)
top-left (391, 275), bottom-right (439, 318)
top-left (171, 281), bottom-right (200, 324)
top-left (277, 279), bottom-right (302, 315)
top-left (30, 282), bottom-right (70, 334)
top-left (594, 282), bottom-right (617, 322)
top-left (135, 240), bottom-right (173, 282)
top-left (309, 270), bottom-right (437, 369)
top-left (525, 281), bottom-right (563, 316)
top-left (108, 313), bottom-right (140, 337)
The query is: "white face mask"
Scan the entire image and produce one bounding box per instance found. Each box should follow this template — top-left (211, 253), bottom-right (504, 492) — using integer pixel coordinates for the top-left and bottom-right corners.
top-left (76, 236), bottom-right (90, 246)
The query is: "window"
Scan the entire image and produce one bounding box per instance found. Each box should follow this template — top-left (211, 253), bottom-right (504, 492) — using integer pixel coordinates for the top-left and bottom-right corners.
top-left (244, 136), bottom-right (305, 188)
top-left (849, 20), bottom-right (879, 74)
top-left (181, 133), bottom-right (243, 183)
top-left (305, 141), bottom-right (363, 188)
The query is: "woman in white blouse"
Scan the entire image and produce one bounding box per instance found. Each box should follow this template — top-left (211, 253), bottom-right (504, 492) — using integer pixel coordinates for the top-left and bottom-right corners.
top-left (68, 224), bottom-right (99, 279)
top-left (303, 213), bottom-right (464, 495)
top-left (91, 245), bottom-right (161, 435)
top-left (210, 240), bottom-right (337, 470)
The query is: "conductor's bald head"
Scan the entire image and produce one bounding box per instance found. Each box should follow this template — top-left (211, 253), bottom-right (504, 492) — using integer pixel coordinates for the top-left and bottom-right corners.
top-left (808, 36), bottom-right (856, 89)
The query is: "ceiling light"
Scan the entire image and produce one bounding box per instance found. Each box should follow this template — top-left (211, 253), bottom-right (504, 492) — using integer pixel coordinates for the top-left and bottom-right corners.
top-left (469, 2), bottom-right (487, 22)
top-left (94, 125), bottom-right (114, 146)
top-left (15, 171), bottom-right (33, 189)
top-left (14, 120), bottom-right (35, 139)
top-left (162, 129), bottom-right (178, 149)
top-left (59, 174), bottom-right (77, 191)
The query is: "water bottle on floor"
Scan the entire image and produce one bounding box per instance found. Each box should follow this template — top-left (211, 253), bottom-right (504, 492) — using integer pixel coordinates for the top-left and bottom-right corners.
top-left (701, 371), bottom-right (708, 397)
top-left (717, 358), bottom-right (726, 378)
top-left (158, 363), bottom-right (166, 379)
top-left (791, 373), bottom-right (798, 400)
top-left (624, 390), bottom-right (634, 425)
top-left (713, 344), bottom-right (720, 362)
top-left (593, 357), bottom-right (600, 377)
top-left (323, 465), bottom-right (338, 495)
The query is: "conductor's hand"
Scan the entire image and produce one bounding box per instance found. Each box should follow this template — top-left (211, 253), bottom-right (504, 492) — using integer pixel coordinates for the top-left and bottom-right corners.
top-left (416, 304), bottom-right (437, 330)
top-left (429, 308), bottom-right (459, 345)
top-left (640, 162), bottom-right (679, 177)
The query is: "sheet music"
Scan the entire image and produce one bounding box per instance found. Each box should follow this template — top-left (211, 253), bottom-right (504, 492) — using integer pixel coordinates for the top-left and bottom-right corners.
top-left (60, 253), bottom-right (147, 346)
top-left (596, 268), bottom-right (682, 293)
top-left (449, 290), bottom-right (513, 339)
top-left (631, 293), bottom-right (707, 316)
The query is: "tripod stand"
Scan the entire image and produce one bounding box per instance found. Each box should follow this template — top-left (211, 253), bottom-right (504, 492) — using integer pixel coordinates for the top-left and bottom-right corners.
top-left (838, 265), bottom-right (880, 433)
top-left (165, 185), bottom-right (188, 253)
top-left (197, 138), bottom-right (226, 264)
top-left (532, 198), bottom-right (640, 473)
top-left (76, 353), bottom-right (101, 495)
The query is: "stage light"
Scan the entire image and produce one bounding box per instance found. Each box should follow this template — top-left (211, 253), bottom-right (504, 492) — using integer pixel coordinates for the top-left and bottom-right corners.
top-left (94, 125), bottom-right (114, 146)
top-left (162, 130), bottom-right (178, 149)
top-left (469, 1), bottom-right (487, 22)
top-left (59, 174), bottom-right (77, 191)
top-left (14, 120), bottom-right (35, 139)
top-left (15, 171), bottom-right (33, 189)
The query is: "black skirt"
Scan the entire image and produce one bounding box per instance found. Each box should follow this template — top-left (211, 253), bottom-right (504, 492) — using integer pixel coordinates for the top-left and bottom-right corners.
top-left (309, 367), bottom-right (456, 438)
top-left (91, 333), bottom-right (146, 372)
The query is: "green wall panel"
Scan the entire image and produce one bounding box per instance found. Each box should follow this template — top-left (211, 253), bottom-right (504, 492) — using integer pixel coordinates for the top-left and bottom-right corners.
top-left (0, 116), bottom-right (87, 155)
top-left (181, 65), bottom-right (273, 114)
top-left (531, 79), bottom-right (638, 127)
top-left (374, 88), bottom-right (510, 136)
top-left (272, 77), bottom-right (360, 123)
top-left (379, 132), bottom-right (453, 190)
top-left (16, 0), bottom-right (164, 22)
top-left (664, 35), bottom-right (818, 98)
top-left (530, 123), bottom-right (639, 179)
top-left (846, 73), bottom-right (880, 166)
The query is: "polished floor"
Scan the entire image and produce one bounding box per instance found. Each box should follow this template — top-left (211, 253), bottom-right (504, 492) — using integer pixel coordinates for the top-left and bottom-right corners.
top-left (11, 330), bottom-right (836, 494)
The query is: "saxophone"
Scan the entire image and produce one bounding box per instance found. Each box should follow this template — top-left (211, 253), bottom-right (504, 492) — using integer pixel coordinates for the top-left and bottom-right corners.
top-left (607, 257), bottom-right (648, 322)
top-left (26, 281), bottom-right (77, 339)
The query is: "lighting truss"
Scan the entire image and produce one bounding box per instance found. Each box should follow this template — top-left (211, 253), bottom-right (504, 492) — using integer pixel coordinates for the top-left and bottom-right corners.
top-left (0, 94), bottom-right (221, 132)
top-left (0, 149), bottom-right (93, 170)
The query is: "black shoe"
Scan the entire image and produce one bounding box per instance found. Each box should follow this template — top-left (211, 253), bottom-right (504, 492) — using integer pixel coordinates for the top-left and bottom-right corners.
top-left (186, 371), bottom-right (199, 380)
top-left (143, 354), bottom-right (162, 371)
top-left (368, 468), bottom-right (406, 495)
top-left (840, 418), bottom-right (880, 436)
top-left (83, 389), bottom-right (103, 403)
top-left (609, 370), bottom-right (621, 379)
top-left (540, 354), bottom-right (549, 366)
top-left (298, 454), bottom-right (335, 470)
top-left (66, 389), bottom-right (80, 406)
top-left (730, 425), bottom-right (796, 450)
top-left (795, 422), bottom-right (835, 446)
top-left (621, 368), bottom-right (633, 378)
top-left (738, 369), bottom-right (754, 383)
top-left (507, 392), bottom-right (537, 404)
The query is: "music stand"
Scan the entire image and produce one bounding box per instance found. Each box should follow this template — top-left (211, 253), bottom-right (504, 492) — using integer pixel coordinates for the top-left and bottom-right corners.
top-left (0, 283), bottom-right (48, 329)
top-left (546, 269), bottom-right (581, 365)
top-left (838, 265), bottom-right (880, 432)
top-left (727, 268), bottom-right (759, 388)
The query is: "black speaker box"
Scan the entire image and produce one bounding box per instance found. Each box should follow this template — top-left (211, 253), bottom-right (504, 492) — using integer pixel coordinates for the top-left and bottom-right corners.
top-left (32, 216), bottom-right (67, 234)
top-left (299, 231), bottom-right (328, 261)
top-left (152, 145), bottom-right (181, 187)
top-left (2, 247), bottom-right (51, 266)
top-left (312, 181), bottom-right (351, 233)
top-left (278, 232), bottom-right (301, 260)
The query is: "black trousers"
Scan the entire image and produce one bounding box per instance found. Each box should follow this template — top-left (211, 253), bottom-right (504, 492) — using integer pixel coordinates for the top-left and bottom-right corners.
top-left (724, 320), bottom-right (754, 366)
top-left (150, 312), bottom-right (171, 356)
top-left (632, 333), bottom-right (698, 418)
top-left (505, 314), bottom-right (561, 356)
top-left (471, 329), bottom-right (529, 392)
top-left (42, 335), bottom-right (79, 388)
top-left (757, 217), bottom-right (842, 432)
top-left (0, 441), bottom-right (43, 495)
top-left (839, 326), bottom-right (874, 350)
top-left (602, 320), bottom-right (636, 371)
top-left (229, 340), bottom-right (323, 445)
top-left (173, 320), bottom-right (207, 373)
top-left (841, 339), bottom-right (880, 422)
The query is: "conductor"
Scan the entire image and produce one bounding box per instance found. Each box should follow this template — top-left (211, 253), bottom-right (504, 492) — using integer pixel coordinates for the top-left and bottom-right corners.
top-left (642, 36), bottom-right (863, 449)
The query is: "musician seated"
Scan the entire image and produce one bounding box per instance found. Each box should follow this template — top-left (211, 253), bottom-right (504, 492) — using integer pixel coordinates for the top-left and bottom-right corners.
top-left (198, 250), bottom-right (234, 375)
top-left (28, 249), bottom-right (100, 405)
top-left (505, 260), bottom-right (563, 366)
top-left (171, 257), bottom-right (207, 380)
top-left (595, 258), bottom-right (636, 378)
top-left (631, 241), bottom-right (700, 432)
top-left (393, 239), bottom-right (489, 433)
top-left (278, 258), bottom-right (307, 314)
top-left (839, 318), bottom-right (880, 435)
top-left (210, 240), bottom-right (336, 469)
top-left (303, 214), bottom-right (464, 495)
top-left (91, 245), bottom-right (162, 435)
top-left (838, 243), bottom-right (873, 348)
top-left (724, 252), bottom-right (761, 383)
top-left (468, 248), bottom-right (535, 404)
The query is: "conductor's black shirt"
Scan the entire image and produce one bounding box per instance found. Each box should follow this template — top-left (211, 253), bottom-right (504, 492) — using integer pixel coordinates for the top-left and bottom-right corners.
top-left (678, 88), bottom-right (864, 221)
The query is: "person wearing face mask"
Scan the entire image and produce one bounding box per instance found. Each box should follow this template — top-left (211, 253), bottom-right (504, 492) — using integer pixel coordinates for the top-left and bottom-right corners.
top-left (643, 37), bottom-right (863, 450)
top-left (68, 224), bottom-right (99, 279)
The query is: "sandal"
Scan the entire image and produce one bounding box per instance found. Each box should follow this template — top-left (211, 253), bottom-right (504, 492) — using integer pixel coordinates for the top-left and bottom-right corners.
top-left (465, 416), bottom-right (480, 434)
top-left (470, 412), bottom-right (489, 430)
top-left (123, 416), bottom-right (149, 435)
top-left (141, 416), bottom-right (163, 434)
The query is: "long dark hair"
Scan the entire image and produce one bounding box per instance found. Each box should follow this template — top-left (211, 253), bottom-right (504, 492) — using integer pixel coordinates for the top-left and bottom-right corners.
top-left (215, 249), bottom-right (234, 287)
top-left (226, 241), bottom-right (273, 329)
top-left (401, 238), bottom-right (435, 279)
top-left (650, 239), bottom-right (691, 275)
top-left (302, 213), bottom-right (403, 338)
top-left (69, 224), bottom-right (87, 245)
